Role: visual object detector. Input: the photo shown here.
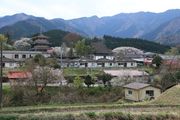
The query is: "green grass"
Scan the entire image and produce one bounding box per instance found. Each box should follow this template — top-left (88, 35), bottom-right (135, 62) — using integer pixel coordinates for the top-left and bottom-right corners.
top-left (63, 68), bottom-right (103, 76)
top-left (151, 85), bottom-right (180, 105)
top-left (2, 83), bottom-right (11, 94)
top-left (0, 104), bottom-right (179, 120)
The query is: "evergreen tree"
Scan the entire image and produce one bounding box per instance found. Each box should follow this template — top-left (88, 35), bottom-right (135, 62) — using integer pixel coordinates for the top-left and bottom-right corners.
top-left (75, 39), bottom-right (91, 57)
top-left (84, 75), bottom-right (94, 88)
top-left (152, 55), bottom-right (163, 68)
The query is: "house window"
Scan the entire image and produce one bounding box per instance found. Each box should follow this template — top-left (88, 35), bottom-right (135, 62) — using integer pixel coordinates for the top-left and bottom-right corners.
top-left (118, 63), bottom-right (124, 66)
top-left (9, 63), bottom-right (13, 66)
top-left (22, 54), bottom-right (26, 58)
top-left (80, 63), bottom-right (84, 65)
top-left (97, 63), bottom-right (102, 66)
top-left (2, 63), bottom-right (5, 67)
top-left (128, 90), bottom-right (132, 95)
top-left (146, 90), bottom-right (154, 96)
top-left (110, 63), bottom-right (112, 66)
top-left (131, 63), bottom-right (133, 66)
top-left (15, 54), bottom-right (19, 58)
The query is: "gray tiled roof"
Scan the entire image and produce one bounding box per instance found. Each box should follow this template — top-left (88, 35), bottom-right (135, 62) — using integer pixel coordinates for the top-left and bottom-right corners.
top-left (123, 82), bottom-right (150, 90)
top-left (91, 42), bottom-right (112, 54)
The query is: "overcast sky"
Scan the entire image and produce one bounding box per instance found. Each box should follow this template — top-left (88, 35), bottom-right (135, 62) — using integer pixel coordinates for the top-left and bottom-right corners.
top-left (0, 0), bottom-right (180, 19)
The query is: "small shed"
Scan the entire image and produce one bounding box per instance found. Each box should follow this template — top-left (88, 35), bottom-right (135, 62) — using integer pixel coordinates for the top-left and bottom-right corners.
top-left (7, 71), bottom-right (32, 85)
top-left (123, 82), bottom-right (161, 101)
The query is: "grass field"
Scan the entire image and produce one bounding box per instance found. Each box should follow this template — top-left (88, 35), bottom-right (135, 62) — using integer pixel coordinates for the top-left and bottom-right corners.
top-left (151, 84), bottom-right (180, 105)
top-left (0, 103), bottom-right (179, 120)
top-left (0, 85), bottom-right (180, 119)
top-left (1, 68), bottom-right (180, 119)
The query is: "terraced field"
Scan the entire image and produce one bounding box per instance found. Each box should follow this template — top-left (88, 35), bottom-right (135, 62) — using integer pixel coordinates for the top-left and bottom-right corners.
top-left (151, 85), bottom-right (180, 105)
top-left (0, 104), bottom-right (179, 120)
top-left (0, 84), bottom-right (179, 119)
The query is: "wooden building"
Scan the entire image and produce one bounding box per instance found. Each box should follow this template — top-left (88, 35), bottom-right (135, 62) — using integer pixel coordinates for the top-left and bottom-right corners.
top-left (32, 34), bottom-right (50, 52)
top-left (123, 82), bottom-right (161, 101)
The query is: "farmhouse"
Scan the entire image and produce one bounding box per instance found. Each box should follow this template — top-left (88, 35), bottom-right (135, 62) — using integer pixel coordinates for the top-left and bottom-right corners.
top-left (60, 58), bottom-right (137, 68)
top-left (3, 50), bottom-right (51, 62)
top-left (2, 57), bottom-right (19, 68)
top-left (91, 42), bottom-right (114, 60)
top-left (123, 82), bottom-right (161, 101)
top-left (7, 71), bottom-right (32, 85)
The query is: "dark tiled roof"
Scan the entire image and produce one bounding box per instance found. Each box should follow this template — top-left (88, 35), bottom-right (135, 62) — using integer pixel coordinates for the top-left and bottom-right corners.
top-left (123, 82), bottom-right (150, 90)
top-left (97, 58), bottom-right (112, 61)
top-left (2, 57), bottom-right (15, 62)
top-left (34, 40), bottom-right (50, 45)
top-left (91, 42), bottom-right (112, 54)
top-left (32, 34), bottom-right (48, 40)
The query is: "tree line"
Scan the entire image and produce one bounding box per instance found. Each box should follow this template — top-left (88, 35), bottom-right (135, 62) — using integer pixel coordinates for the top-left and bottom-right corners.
top-left (103, 35), bottom-right (170, 53)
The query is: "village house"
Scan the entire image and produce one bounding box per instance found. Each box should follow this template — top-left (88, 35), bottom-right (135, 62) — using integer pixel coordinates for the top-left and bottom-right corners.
top-left (123, 82), bottom-right (161, 101)
top-left (58, 43), bottom-right (139, 68)
top-left (7, 71), bottom-right (32, 85)
top-left (91, 42), bottom-right (114, 60)
top-left (3, 50), bottom-right (51, 62)
top-left (60, 58), bottom-right (137, 68)
top-left (2, 57), bottom-right (19, 68)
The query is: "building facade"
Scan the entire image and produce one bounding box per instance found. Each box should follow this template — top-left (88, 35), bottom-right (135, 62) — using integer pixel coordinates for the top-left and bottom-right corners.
top-left (123, 82), bottom-right (161, 101)
top-left (3, 51), bottom-right (51, 61)
top-left (60, 58), bottom-right (137, 68)
top-left (32, 34), bottom-right (50, 52)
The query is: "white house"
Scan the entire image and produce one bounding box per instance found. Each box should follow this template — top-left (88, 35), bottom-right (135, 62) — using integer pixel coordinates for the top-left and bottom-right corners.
top-left (60, 58), bottom-right (137, 68)
top-left (123, 82), bottom-right (161, 101)
top-left (2, 57), bottom-right (19, 68)
top-left (91, 42), bottom-right (114, 60)
top-left (3, 51), bottom-right (51, 61)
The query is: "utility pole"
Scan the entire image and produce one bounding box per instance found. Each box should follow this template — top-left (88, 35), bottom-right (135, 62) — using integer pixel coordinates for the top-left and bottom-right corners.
top-left (0, 41), bottom-right (2, 108)
top-left (60, 47), bottom-right (63, 69)
top-left (0, 34), bottom-right (7, 109)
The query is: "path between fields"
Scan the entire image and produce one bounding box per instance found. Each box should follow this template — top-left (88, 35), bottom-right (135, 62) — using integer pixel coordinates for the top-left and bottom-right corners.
top-left (1, 106), bottom-right (179, 116)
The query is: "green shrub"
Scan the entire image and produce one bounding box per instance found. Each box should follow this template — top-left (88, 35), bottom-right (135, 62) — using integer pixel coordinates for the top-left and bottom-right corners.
top-left (0, 115), bottom-right (18, 120)
top-left (11, 86), bottom-right (25, 106)
top-left (85, 112), bottom-right (96, 118)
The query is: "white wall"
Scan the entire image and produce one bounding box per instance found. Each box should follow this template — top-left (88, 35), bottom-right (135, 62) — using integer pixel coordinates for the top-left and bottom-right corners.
top-left (4, 62), bottom-right (19, 68)
top-left (93, 55), bottom-right (114, 60)
top-left (3, 51), bottom-right (51, 61)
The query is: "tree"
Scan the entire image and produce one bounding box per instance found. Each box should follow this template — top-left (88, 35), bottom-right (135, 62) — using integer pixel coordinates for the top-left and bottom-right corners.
top-left (61, 42), bottom-right (69, 57)
top-left (75, 39), bottom-right (91, 57)
top-left (46, 58), bottom-right (60, 69)
top-left (33, 54), bottom-right (46, 66)
top-left (67, 47), bottom-right (74, 58)
top-left (84, 75), bottom-right (94, 88)
top-left (14, 38), bottom-right (32, 51)
top-left (152, 55), bottom-right (163, 68)
top-left (175, 70), bottom-right (180, 80)
top-left (97, 73), bottom-right (113, 87)
top-left (4, 32), bottom-right (13, 45)
top-left (31, 66), bottom-right (58, 95)
top-left (161, 73), bottom-right (177, 91)
top-left (73, 76), bottom-right (84, 88)
top-left (165, 47), bottom-right (180, 55)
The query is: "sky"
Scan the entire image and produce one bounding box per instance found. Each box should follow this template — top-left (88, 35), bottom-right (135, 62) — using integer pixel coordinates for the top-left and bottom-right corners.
top-left (0, 0), bottom-right (180, 19)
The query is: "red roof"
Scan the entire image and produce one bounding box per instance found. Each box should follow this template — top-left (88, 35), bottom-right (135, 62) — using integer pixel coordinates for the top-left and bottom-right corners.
top-left (7, 71), bottom-right (32, 79)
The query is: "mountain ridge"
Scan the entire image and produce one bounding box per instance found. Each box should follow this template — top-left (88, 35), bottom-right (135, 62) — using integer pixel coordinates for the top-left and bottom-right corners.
top-left (0, 9), bottom-right (180, 45)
